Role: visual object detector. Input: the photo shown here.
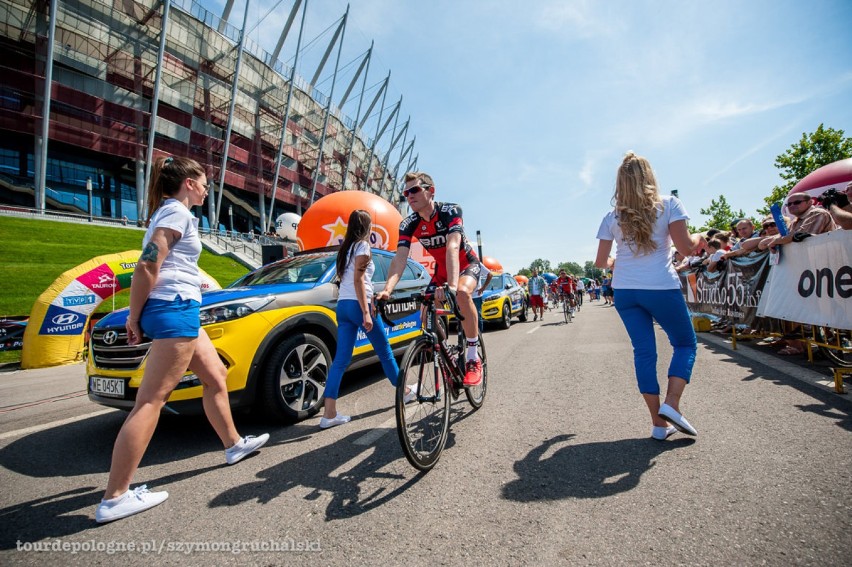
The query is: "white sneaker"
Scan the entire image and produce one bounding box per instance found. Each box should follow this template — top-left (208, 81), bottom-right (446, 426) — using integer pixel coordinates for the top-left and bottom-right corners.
top-left (651, 425), bottom-right (677, 440)
top-left (95, 485), bottom-right (168, 523)
top-left (225, 433), bottom-right (270, 465)
top-left (319, 414), bottom-right (351, 429)
top-left (403, 383), bottom-right (419, 404)
top-left (658, 404), bottom-right (698, 436)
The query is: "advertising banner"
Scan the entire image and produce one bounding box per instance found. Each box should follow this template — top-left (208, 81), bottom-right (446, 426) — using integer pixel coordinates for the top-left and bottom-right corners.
top-left (681, 251), bottom-right (771, 325)
top-left (756, 230), bottom-right (852, 330)
top-left (0, 318), bottom-right (27, 351)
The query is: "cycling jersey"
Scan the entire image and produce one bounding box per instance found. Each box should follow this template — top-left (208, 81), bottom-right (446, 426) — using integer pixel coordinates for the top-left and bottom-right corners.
top-left (556, 276), bottom-right (574, 294)
top-left (398, 202), bottom-right (479, 283)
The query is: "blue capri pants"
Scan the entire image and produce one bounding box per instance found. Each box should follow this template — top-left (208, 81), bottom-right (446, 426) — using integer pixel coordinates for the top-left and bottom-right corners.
top-left (613, 288), bottom-right (697, 395)
top-left (324, 299), bottom-right (400, 400)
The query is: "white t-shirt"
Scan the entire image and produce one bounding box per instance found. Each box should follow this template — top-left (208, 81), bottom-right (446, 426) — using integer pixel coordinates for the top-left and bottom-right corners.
top-left (576, 279), bottom-right (586, 291)
top-left (144, 199), bottom-right (202, 302)
top-left (709, 249), bottom-right (725, 263)
top-left (338, 241), bottom-right (374, 302)
top-left (472, 269), bottom-right (490, 299)
top-left (596, 195), bottom-right (689, 290)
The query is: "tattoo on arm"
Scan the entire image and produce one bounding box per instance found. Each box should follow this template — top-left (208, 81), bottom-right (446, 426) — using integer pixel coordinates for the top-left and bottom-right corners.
top-left (140, 242), bottom-right (159, 263)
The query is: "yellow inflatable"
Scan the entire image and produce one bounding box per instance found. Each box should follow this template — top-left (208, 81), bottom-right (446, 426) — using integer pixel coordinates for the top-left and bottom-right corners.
top-left (21, 250), bottom-right (220, 369)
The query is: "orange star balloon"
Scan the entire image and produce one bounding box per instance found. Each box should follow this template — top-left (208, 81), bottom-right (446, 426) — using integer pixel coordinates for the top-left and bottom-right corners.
top-left (297, 191), bottom-right (403, 251)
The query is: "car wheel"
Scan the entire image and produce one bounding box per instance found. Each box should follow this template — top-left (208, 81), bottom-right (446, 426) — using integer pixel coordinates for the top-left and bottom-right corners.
top-left (260, 333), bottom-right (331, 423)
top-left (499, 301), bottom-right (511, 329)
top-left (518, 299), bottom-right (528, 322)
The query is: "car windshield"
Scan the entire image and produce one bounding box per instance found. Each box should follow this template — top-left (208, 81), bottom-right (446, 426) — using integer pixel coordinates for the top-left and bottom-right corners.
top-left (486, 276), bottom-right (504, 291)
top-left (230, 254), bottom-right (336, 287)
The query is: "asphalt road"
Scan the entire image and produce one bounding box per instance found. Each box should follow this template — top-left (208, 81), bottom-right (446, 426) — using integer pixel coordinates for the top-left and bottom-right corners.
top-left (1, 301), bottom-right (850, 566)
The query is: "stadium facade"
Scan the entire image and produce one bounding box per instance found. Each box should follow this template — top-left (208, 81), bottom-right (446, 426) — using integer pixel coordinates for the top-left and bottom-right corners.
top-left (0, 0), bottom-right (416, 232)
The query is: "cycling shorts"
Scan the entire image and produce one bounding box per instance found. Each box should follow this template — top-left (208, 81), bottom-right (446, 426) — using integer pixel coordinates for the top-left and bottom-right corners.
top-left (426, 261), bottom-right (483, 295)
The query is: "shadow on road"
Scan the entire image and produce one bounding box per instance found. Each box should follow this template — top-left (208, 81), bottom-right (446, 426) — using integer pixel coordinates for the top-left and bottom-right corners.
top-left (502, 434), bottom-right (694, 502)
top-left (699, 339), bottom-right (852, 433)
top-left (209, 424), bottom-right (424, 521)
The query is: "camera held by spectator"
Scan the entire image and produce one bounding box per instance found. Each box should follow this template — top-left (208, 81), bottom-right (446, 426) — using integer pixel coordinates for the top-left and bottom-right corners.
top-left (816, 188), bottom-right (849, 210)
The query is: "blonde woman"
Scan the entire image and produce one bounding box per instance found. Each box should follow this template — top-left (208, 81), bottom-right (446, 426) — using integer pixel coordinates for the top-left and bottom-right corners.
top-left (95, 156), bottom-right (268, 523)
top-left (595, 152), bottom-right (705, 440)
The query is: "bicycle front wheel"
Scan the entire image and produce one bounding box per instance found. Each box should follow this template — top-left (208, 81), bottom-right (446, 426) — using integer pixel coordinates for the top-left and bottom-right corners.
top-left (562, 299), bottom-right (570, 323)
top-left (396, 337), bottom-right (450, 471)
top-left (465, 332), bottom-right (488, 409)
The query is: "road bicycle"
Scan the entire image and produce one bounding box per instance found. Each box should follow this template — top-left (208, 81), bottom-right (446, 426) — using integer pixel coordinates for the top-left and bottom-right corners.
top-left (560, 293), bottom-right (573, 323)
top-left (379, 286), bottom-right (487, 471)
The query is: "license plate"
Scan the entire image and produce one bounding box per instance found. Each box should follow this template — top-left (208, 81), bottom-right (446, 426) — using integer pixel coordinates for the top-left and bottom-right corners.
top-left (90, 377), bottom-right (125, 398)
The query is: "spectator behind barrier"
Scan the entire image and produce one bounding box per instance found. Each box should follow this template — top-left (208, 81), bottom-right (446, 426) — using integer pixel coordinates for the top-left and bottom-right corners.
top-left (819, 181), bottom-right (852, 230)
top-left (760, 194), bottom-right (836, 250)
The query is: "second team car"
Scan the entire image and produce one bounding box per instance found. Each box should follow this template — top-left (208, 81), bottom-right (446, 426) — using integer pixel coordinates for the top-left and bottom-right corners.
top-left (86, 248), bottom-right (430, 423)
top-left (480, 272), bottom-right (528, 329)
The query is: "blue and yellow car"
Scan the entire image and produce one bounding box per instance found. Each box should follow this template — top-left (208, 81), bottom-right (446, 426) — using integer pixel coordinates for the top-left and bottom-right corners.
top-left (480, 272), bottom-right (528, 329)
top-left (86, 248), bottom-right (429, 423)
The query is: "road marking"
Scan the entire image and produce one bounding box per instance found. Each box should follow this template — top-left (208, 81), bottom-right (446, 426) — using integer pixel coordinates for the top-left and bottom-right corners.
top-left (353, 422), bottom-right (395, 446)
top-left (0, 409), bottom-right (117, 441)
top-left (527, 326), bottom-right (540, 334)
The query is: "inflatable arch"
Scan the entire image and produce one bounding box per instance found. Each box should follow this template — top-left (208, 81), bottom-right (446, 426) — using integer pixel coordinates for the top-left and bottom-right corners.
top-left (21, 250), bottom-right (220, 369)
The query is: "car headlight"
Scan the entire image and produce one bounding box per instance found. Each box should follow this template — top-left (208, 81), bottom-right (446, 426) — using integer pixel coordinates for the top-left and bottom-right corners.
top-left (199, 296), bottom-right (275, 325)
top-left (482, 295), bottom-right (501, 305)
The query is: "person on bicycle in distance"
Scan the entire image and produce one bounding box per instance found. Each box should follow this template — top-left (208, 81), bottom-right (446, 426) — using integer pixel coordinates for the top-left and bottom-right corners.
top-left (375, 171), bottom-right (485, 387)
top-left (556, 270), bottom-right (575, 309)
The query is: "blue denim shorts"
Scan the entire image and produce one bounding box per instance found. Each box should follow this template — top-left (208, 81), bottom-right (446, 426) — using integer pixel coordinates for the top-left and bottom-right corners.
top-left (139, 297), bottom-right (201, 339)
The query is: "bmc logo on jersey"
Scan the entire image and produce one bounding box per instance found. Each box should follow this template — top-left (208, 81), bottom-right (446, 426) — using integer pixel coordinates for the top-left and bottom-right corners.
top-left (418, 234), bottom-right (447, 248)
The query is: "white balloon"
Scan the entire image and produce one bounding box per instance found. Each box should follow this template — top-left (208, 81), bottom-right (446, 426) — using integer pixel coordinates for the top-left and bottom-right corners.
top-left (275, 212), bottom-right (301, 240)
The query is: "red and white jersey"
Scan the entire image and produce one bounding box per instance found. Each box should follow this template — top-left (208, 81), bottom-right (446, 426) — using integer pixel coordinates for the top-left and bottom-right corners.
top-left (398, 202), bottom-right (479, 281)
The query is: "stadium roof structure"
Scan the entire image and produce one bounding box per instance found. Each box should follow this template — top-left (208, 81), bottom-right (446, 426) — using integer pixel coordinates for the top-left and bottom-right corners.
top-left (0, 0), bottom-right (418, 231)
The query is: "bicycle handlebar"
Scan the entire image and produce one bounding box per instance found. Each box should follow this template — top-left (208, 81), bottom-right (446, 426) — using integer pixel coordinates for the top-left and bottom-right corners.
top-left (375, 284), bottom-right (465, 329)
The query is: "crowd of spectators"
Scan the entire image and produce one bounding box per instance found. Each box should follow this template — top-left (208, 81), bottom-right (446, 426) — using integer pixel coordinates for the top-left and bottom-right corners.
top-left (675, 181), bottom-right (851, 354)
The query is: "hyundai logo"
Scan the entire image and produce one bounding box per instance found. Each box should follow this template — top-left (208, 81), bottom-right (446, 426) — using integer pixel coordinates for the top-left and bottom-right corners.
top-left (102, 330), bottom-right (119, 345)
top-left (51, 313), bottom-right (80, 325)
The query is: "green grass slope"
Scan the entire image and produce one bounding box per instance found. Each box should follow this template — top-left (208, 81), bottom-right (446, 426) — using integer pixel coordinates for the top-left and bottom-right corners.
top-left (0, 216), bottom-right (249, 317)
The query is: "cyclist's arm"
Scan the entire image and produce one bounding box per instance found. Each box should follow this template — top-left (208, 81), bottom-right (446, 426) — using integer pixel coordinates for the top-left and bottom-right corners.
top-left (377, 247), bottom-right (410, 300)
top-left (444, 232), bottom-right (462, 289)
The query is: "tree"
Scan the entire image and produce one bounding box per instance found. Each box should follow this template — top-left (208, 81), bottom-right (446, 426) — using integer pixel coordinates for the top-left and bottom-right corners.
top-left (760, 124), bottom-right (852, 215)
top-left (698, 195), bottom-right (748, 231)
top-left (529, 258), bottom-right (551, 274)
top-left (516, 268), bottom-right (531, 277)
top-left (557, 261), bottom-right (583, 276)
top-left (584, 260), bottom-right (603, 281)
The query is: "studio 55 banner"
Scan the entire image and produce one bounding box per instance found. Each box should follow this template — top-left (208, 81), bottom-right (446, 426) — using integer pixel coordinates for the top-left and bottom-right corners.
top-left (756, 230), bottom-right (852, 330)
top-left (681, 252), bottom-right (771, 325)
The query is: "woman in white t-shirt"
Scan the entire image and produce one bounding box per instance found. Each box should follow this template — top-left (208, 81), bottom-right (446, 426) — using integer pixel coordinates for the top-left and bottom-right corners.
top-left (96, 156), bottom-right (268, 524)
top-left (320, 210), bottom-right (415, 429)
top-left (595, 152), bottom-right (705, 440)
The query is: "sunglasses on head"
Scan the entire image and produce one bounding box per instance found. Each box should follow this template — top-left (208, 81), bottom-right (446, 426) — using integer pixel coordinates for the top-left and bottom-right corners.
top-left (403, 185), bottom-right (429, 197)
top-left (787, 197), bottom-right (810, 206)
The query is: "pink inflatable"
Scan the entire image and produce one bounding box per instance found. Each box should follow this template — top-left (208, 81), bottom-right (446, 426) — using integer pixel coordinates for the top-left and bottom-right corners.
top-left (785, 158), bottom-right (852, 205)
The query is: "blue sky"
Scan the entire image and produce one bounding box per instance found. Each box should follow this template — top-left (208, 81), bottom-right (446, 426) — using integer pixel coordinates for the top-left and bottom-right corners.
top-left (204, 0), bottom-right (852, 273)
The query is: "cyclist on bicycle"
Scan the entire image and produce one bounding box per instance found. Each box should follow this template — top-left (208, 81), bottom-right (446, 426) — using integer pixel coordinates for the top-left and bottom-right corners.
top-left (376, 171), bottom-right (485, 387)
top-left (575, 277), bottom-right (586, 305)
top-left (556, 270), bottom-right (575, 309)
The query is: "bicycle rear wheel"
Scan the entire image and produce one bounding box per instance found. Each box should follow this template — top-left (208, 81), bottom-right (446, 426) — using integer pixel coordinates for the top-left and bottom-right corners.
top-left (815, 326), bottom-right (852, 368)
top-left (396, 337), bottom-right (450, 471)
top-left (465, 333), bottom-right (488, 408)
